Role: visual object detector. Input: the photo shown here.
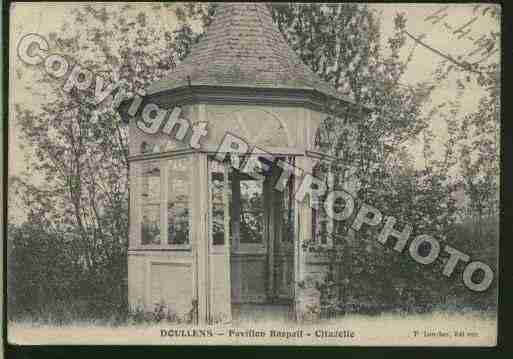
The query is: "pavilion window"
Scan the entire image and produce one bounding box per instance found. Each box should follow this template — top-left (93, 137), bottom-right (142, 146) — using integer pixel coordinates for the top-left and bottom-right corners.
top-left (167, 157), bottom-right (191, 245)
top-left (141, 161), bottom-right (161, 245)
top-left (211, 159), bottom-right (227, 246)
top-left (139, 156), bottom-right (191, 247)
top-left (232, 171), bottom-right (264, 244)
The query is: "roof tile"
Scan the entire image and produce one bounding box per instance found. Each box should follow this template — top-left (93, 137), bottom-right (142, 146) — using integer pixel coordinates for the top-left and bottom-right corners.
top-left (147, 3), bottom-right (349, 103)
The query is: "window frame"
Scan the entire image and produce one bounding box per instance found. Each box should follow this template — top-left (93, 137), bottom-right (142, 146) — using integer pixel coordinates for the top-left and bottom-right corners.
top-left (139, 159), bottom-right (162, 246)
top-left (136, 153), bottom-right (193, 250)
top-left (208, 157), bottom-right (231, 254)
top-left (227, 165), bottom-right (268, 254)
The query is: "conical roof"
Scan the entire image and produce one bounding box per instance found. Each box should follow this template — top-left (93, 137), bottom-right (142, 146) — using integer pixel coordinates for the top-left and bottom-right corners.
top-left (147, 2), bottom-right (350, 103)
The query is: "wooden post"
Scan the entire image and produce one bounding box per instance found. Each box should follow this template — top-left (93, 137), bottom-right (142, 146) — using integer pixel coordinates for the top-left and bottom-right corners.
top-left (265, 177), bottom-right (275, 301)
top-left (294, 156), bottom-right (317, 320)
top-left (195, 153), bottom-right (209, 324)
top-left (223, 161), bottom-right (232, 322)
top-left (230, 172), bottom-right (241, 304)
top-left (231, 174), bottom-right (241, 251)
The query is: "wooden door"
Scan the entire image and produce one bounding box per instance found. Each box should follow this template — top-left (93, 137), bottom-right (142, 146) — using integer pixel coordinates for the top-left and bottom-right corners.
top-left (271, 182), bottom-right (295, 302)
top-left (229, 170), bottom-right (268, 303)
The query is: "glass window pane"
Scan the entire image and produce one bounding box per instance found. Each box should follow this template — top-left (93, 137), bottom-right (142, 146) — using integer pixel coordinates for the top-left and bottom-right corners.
top-left (229, 170), bottom-right (264, 244)
top-left (168, 158), bottom-right (190, 245)
top-left (239, 175), bottom-right (264, 244)
top-left (281, 171), bottom-right (295, 243)
top-left (211, 160), bottom-right (225, 245)
top-left (141, 162), bottom-right (161, 245)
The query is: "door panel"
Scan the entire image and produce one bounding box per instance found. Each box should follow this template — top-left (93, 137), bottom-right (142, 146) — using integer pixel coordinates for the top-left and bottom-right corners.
top-left (231, 253), bottom-right (267, 303)
top-left (230, 171), bottom-right (268, 303)
top-left (272, 163), bottom-right (295, 302)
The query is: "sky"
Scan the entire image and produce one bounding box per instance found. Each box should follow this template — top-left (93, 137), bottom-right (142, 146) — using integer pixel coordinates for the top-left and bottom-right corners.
top-left (8, 3), bottom-right (500, 180)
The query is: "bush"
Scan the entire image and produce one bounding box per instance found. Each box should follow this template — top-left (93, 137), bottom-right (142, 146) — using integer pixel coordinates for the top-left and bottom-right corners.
top-left (8, 223), bottom-right (128, 324)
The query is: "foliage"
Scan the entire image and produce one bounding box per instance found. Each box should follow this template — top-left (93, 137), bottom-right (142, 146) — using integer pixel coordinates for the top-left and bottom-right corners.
top-left (127, 299), bottom-right (198, 325)
top-left (430, 7), bottom-right (500, 221)
top-left (7, 220), bottom-right (127, 324)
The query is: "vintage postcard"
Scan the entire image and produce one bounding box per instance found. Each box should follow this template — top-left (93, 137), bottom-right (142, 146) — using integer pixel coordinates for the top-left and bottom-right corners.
top-left (6, 2), bottom-right (499, 346)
